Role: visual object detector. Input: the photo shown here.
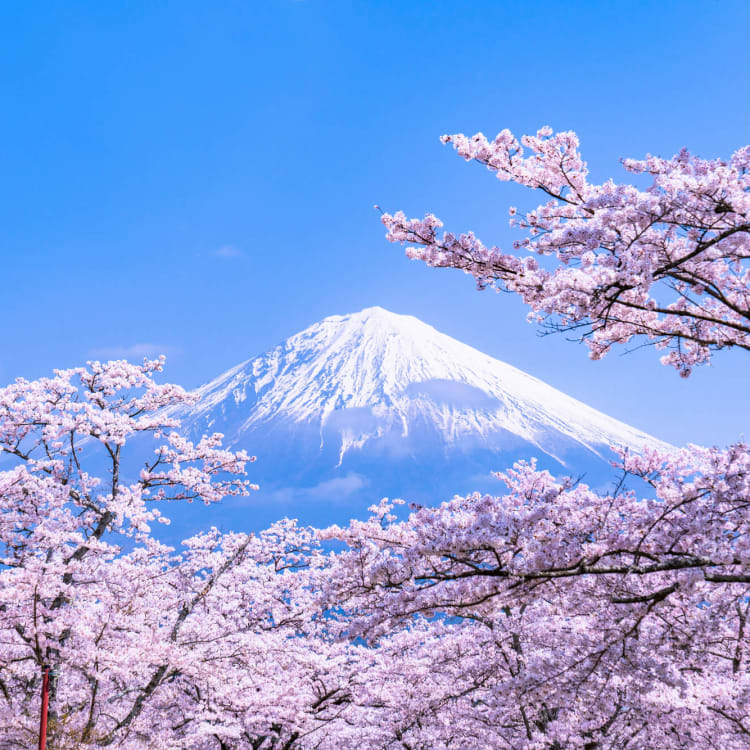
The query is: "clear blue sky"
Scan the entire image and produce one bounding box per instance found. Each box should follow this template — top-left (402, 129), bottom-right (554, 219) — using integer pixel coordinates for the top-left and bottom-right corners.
top-left (1, 0), bottom-right (748, 447)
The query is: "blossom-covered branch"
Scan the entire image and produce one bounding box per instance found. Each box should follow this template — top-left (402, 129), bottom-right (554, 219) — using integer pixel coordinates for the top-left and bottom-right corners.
top-left (383, 128), bottom-right (750, 376)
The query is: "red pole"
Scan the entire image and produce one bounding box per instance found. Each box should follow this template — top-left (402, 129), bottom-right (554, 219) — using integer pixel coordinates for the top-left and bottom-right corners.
top-left (38, 665), bottom-right (50, 750)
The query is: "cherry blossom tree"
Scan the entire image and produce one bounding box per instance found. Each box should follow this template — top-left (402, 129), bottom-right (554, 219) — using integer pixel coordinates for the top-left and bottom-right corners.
top-left (0, 359), bottom-right (363, 748)
top-left (382, 127), bottom-right (750, 377)
top-left (310, 128), bottom-right (750, 747)
top-left (323, 455), bottom-right (750, 748)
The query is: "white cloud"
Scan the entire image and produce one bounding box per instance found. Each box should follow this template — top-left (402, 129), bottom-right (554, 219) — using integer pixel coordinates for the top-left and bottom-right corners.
top-left (214, 245), bottom-right (244, 259)
top-left (259, 473), bottom-right (369, 506)
top-left (305, 473), bottom-right (368, 499)
top-left (88, 343), bottom-right (177, 361)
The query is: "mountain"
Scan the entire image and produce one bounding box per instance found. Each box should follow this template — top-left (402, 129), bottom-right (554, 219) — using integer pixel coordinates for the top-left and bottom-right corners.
top-left (165, 308), bottom-right (667, 533)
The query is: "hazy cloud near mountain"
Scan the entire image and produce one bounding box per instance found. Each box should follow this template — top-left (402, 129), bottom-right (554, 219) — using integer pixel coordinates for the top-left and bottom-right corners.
top-left (259, 473), bottom-right (369, 506)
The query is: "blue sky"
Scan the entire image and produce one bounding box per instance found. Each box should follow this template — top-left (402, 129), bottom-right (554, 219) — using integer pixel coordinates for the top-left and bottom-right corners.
top-left (1, 0), bottom-right (749, 447)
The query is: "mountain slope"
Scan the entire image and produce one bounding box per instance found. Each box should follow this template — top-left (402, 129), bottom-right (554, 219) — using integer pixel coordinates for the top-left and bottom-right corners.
top-left (165, 308), bottom-right (667, 530)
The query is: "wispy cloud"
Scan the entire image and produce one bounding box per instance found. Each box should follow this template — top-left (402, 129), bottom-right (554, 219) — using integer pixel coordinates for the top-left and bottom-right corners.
top-left (214, 244), bottom-right (244, 259)
top-left (257, 473), bottom-right (369, 506)
top-left (88, 343), bottom-right (178, 361)
top-left (305, 473), bottom-right (368, 499)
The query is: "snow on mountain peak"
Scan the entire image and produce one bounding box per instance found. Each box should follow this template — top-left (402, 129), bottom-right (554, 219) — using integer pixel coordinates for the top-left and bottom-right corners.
top-left (175, 308), bottom-right (666, 469)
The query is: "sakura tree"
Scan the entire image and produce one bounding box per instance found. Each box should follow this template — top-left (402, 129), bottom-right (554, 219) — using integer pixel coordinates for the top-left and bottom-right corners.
top-left (323, 455), bottom-right (750, 748)
top-left (382, 127), bottom-right (750, 376)
top-left (0, 359), bottom-right (362, 748)
top-left (314, 128), bottom-right (750, 747)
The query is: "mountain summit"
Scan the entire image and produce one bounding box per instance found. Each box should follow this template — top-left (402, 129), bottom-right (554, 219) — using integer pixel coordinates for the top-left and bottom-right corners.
top-left (166, 308), bottom-right (665, 529)
top-left (177, 307), bottom-right (660, 459)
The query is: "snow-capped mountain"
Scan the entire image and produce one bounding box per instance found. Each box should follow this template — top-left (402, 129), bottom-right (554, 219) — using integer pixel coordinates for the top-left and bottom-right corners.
top-left (167, 308), bottom-right (667, 531)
